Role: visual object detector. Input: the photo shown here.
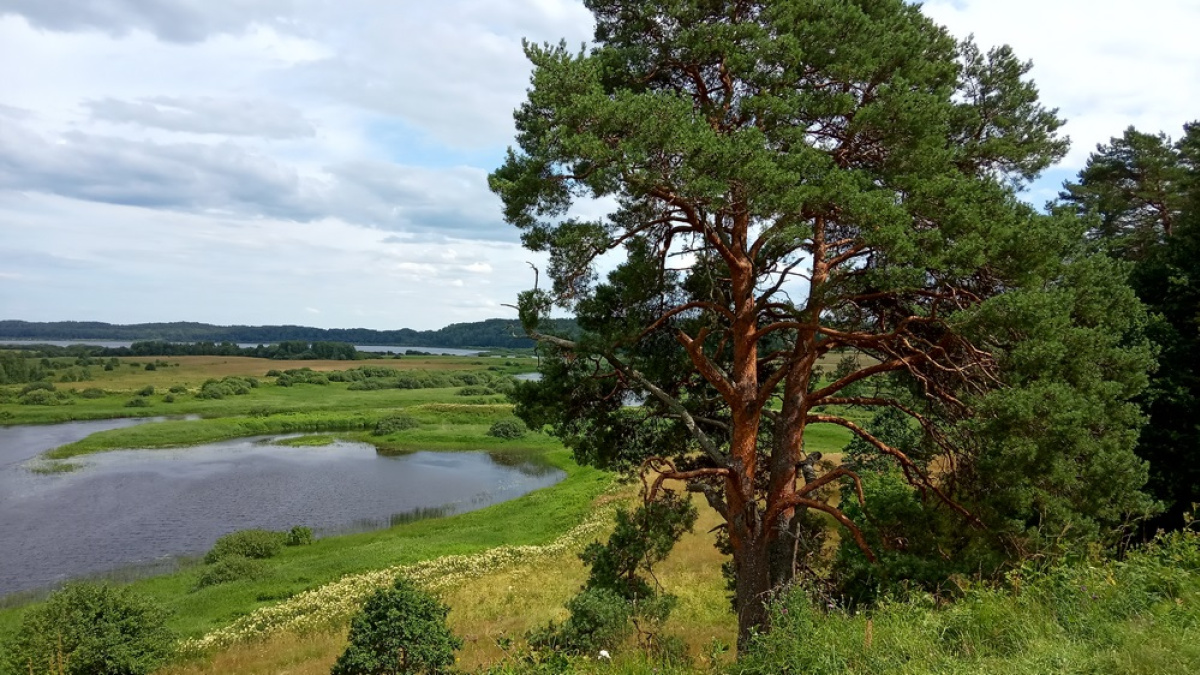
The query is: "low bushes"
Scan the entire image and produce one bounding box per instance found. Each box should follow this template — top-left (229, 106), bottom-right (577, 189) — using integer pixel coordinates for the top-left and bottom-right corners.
top-left (488, 417), bottom-right (528, 439)
top-left (20, 389), bottom-right (69, 406)
top-left (196, 556), bottom-right (268, 589)
top-left (204, 529), bottom-right (285, 564)
top-left (285, 526), bottom-right (314, 546)
top-left (331, 577), bottom-right (461, 675)
top-left (196, 527), bottom-right (312, 589)
top-left (373, 413), bottom-right (420, 436)
top-left (195, 376), bottom-right (258, 399)
top-left (3, 583), bottom-right (174, 675)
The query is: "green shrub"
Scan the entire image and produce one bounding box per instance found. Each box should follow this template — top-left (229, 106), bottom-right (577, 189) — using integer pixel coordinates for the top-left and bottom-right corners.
top-left (529, 587), bottom-right (632, 653)
top-left (137, 385), bottom-right (155, 397)
top-left (285, 526), bottom-right (314, 546)
top-left (195, 555), bottom-right (268, 588)
top-left (196, 376), bottom-right (256, 399)
top-left (168, 385), bottom-right (187, 394)
top-left (3, 583), bottom-right (174, 675)
top-left (162, 394), bottom-right (176, 403)
top-left (532, 494), bottom-right (696, 654)
top-left (373, 414), bottom-right (420, 436)
top-left (488, 417), bottom-right (528, 439)
top-left (144, 363), bottom-right (156, 371)
top-left (20, 389), bottom-right (60, 406)
top-left (331, 577), bottom-right (461, 675)
top-left (204, 529), bottom-right (285, 563)
top-left (20, 381), bottom-right (55, 394)
top-left (78, 387), bottom-right (107, 399)
top-left (457, 385), bottom-right (496, 396)
top-left (125, 397), bottom-right (152, 408)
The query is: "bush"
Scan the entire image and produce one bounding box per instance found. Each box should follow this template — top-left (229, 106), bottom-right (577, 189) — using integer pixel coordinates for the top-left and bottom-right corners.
top-left (195, 556), bottom-right (268, 588)
top-left (530, 587), bottom-right (632, 653)
top-left (204, 529), bottom-right (285, 563)
top-left (331, 577), bottom-right (461, 675)
top-left (457, 385), bottom-right (496, 396)
top-left (78, 387), bottom-right (107, 399)
top-left (125, 397), bottom-right (152, 408)
top-left (162, 394), bottom-right (176, 403)
top-left (20, 389), bottom-right (60, 406)
top-left (488, 417), bottom-right (528, 439)
top-left (144, 363), bottom-right (156, 371)
top-left (285, 525), bottom-right (314, 546)
top-left (20, 381), bottom-right (55, 394)
top-left (3, 583), bottom-right (174, 675)
top-left (196, 376), bottom-right (256, 399)
top-left (373, 414), bottom-right (420, 436)
top-left (137, 385), bottom-right (155, 397)
top-left (168, 385), bottom-right (187, 394)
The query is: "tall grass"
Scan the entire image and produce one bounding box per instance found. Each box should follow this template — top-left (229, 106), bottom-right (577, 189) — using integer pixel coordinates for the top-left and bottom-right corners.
top-left (734, 528), bottom-right (1200, 674)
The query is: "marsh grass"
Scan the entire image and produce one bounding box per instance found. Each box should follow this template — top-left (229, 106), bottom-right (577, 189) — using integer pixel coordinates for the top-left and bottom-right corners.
top-left (25, 459), bottom-right (83, 474)
top-left (269, 434), bottom-right (336, 447)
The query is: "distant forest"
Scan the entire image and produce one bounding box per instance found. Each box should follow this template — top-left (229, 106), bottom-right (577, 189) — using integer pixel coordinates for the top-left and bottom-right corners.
top-left (0, 318), bottom-right (578, 350)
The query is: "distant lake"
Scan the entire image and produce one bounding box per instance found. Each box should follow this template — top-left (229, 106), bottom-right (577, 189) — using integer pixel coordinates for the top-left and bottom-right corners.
top-left (0, 341), bottom-right (483, 356)
top-left (0, 420), bottom-right (563, 598)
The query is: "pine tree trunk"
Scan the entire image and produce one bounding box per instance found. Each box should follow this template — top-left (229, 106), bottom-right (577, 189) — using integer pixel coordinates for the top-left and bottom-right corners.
top-left (733, 536), bottom-right (773, 652)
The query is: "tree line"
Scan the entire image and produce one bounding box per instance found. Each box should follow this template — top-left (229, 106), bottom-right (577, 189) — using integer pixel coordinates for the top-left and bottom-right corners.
top-left (0, 318), bottom-right (578, 349)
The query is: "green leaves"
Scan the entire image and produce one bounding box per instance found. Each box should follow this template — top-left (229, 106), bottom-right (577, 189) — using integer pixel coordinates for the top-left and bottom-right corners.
top-left (331, 577), bottom-right (461, 675)
top-left (4, 583), bottom-right (174, 675)
top-left (494, 0), bottom-right (1153, 639)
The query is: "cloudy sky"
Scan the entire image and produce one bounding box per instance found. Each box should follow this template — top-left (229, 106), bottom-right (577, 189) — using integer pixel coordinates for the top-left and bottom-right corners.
top-left (1, 1), bottom-right (1197, 331)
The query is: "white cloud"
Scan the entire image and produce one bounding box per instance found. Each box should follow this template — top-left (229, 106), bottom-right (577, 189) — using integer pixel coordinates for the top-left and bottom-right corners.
top-left (86, 96), bottom-right (315, 138)
top-left (0, 1), bottom-right (1195, 329)
top-left (921, 0), bottom-right (1200, 167)
top-left (0, 0), bottom-right (296, 43)
top-left (0, 192), bottom-right (546, 330)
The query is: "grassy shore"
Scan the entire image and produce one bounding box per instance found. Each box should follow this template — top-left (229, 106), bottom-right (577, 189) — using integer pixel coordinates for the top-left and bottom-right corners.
top-left (0, 446), bottom-right (610, 643)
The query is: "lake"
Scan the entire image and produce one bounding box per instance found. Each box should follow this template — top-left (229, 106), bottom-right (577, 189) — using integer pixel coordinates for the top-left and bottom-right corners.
top-left (0, 420), bottom-right (563, 598)
top-left (0, 341), bottom-right (483, 356)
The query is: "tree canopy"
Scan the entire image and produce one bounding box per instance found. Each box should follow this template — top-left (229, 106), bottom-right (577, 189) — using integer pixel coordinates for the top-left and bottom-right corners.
top-left (1060, 122), bottom-right (1200, 529)
top-left (491, 0), bottom-right (1153, 646)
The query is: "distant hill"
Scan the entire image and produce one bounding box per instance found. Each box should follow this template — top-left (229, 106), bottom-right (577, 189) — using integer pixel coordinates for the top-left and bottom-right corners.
top-left (0, 318), bottom-right (578, 350)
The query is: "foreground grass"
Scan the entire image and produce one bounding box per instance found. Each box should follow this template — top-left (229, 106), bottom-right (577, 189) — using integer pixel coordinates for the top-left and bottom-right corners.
top-left (150, 501), bottom-right (1200, 675)
top-left (735, 529), bottom-right (1200, 675)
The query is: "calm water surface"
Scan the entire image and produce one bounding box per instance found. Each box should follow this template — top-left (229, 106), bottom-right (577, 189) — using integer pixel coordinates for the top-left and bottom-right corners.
top-left (0, 420), bottom-right (562, 597)
top-left (0, 341), bottom-right (483, 355)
